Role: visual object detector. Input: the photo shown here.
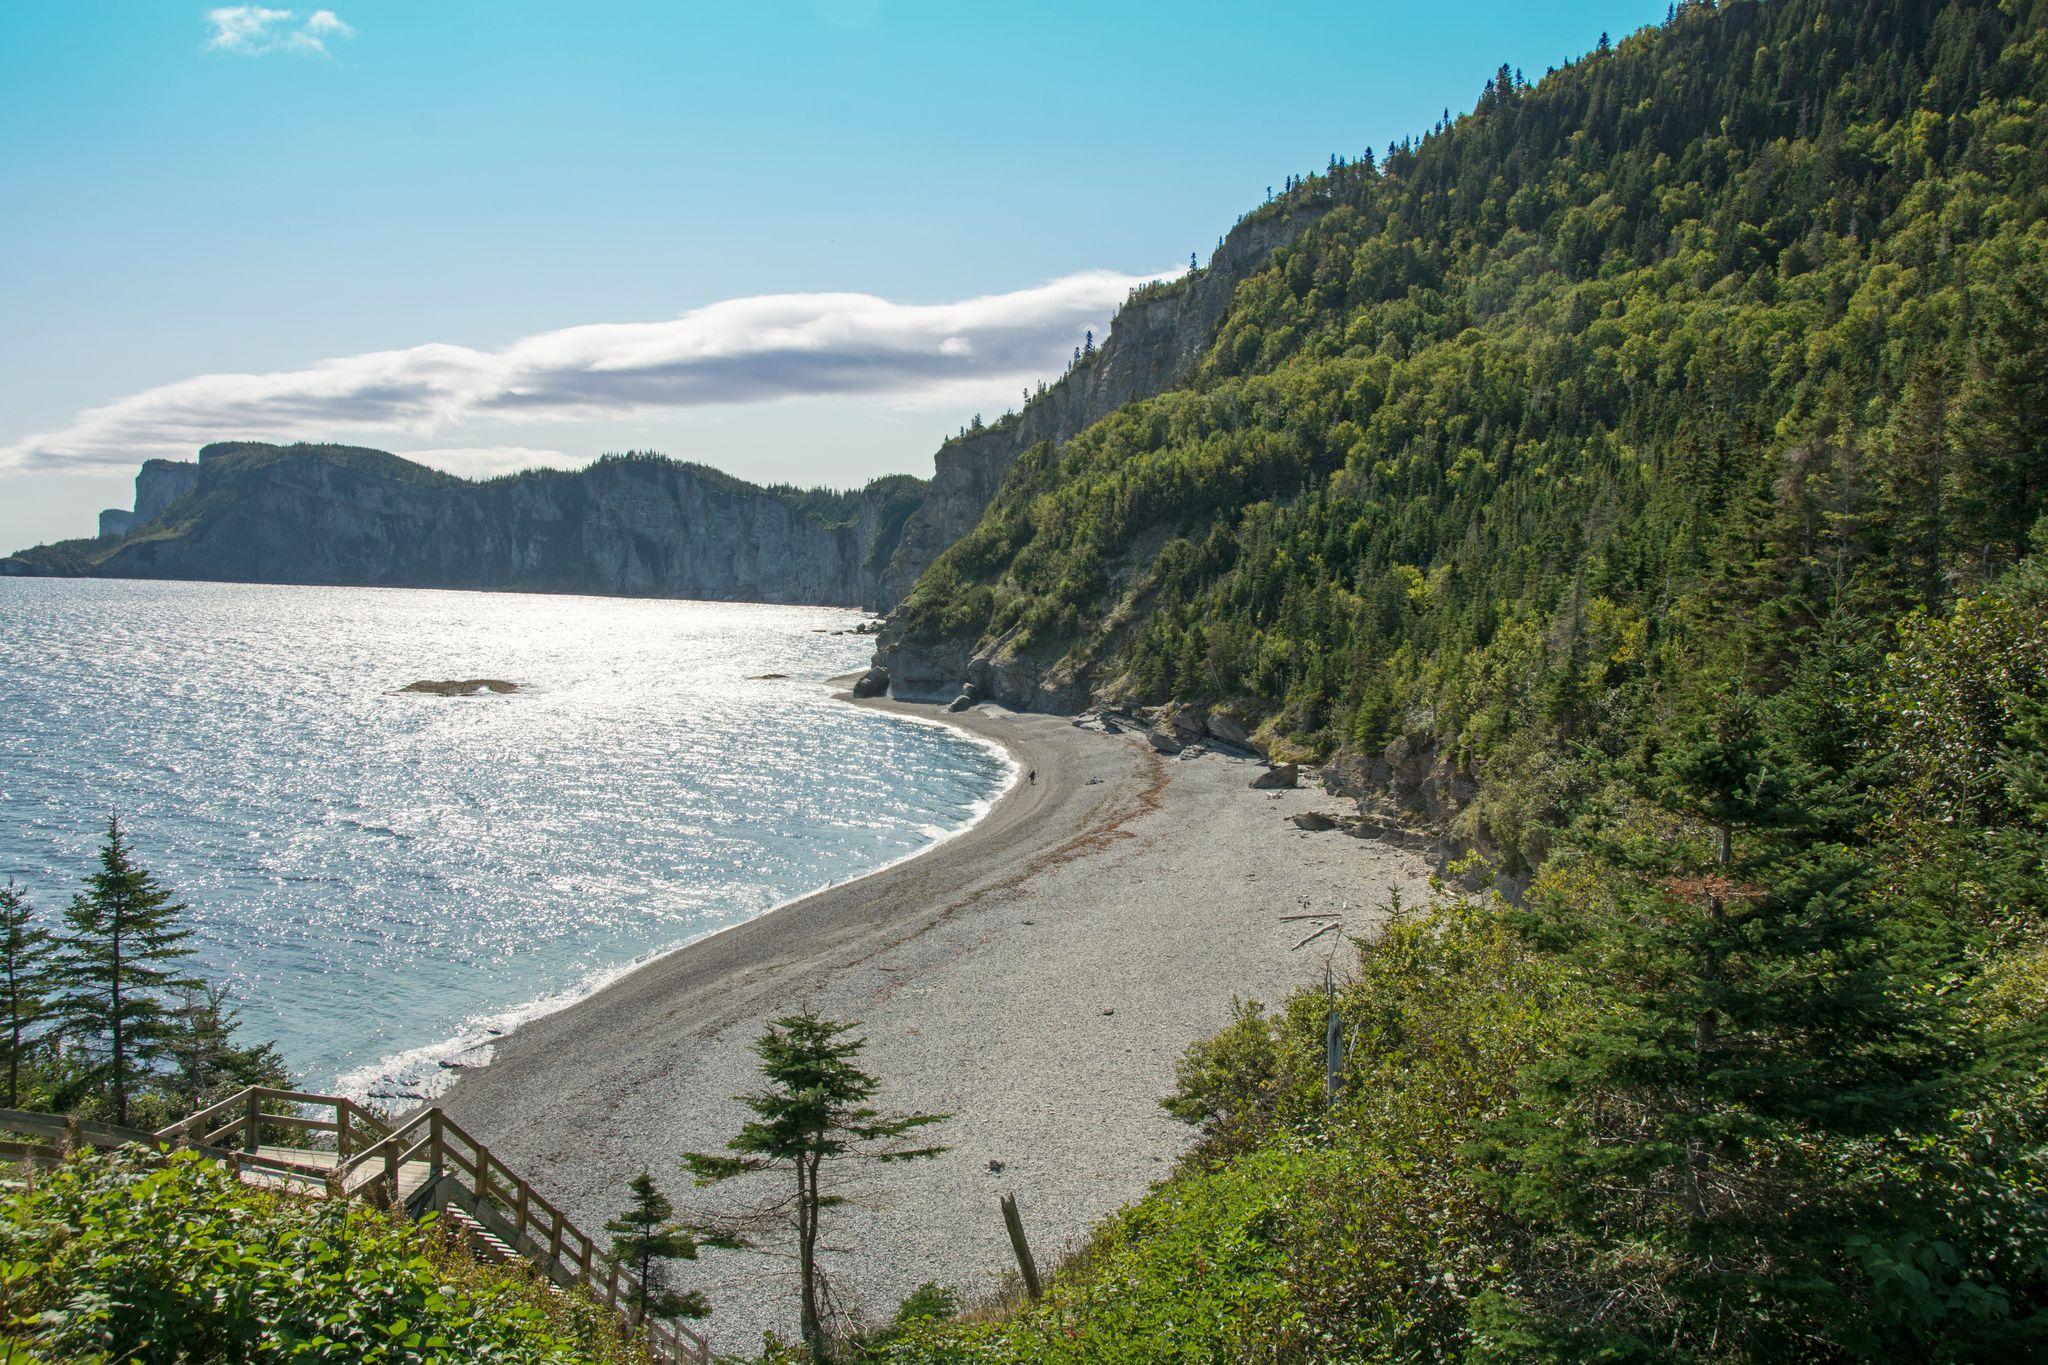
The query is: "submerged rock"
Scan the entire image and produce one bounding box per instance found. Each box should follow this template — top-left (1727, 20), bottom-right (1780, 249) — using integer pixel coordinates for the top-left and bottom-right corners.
top-left (400, 678), bottom-right (519, 696)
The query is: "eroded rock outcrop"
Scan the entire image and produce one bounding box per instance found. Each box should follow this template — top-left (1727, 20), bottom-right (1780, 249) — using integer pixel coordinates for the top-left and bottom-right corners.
top-left (135, 459), bottom-right (202, 526)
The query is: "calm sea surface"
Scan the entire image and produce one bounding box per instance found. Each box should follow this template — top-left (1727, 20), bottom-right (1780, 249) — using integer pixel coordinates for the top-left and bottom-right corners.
top-left (0, 579), bottom-right (1010, 1098)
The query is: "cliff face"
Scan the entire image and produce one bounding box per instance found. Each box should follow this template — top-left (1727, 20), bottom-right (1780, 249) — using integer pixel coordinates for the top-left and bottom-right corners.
top-left (15, 209), bottom-right (1309, 614)
top-left (32, 443), bottom-right (925, 609)
top-left (135, 459), bottom-right (202, 525)
top-left (874, 205), bottom-right (1324, 609)
top-left (869, 204), bottom-right (1323, 701)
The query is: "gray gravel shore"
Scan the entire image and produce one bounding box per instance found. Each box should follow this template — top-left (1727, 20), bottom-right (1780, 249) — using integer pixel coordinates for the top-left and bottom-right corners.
top-left (440, 684), bottom-right (1427, 1351)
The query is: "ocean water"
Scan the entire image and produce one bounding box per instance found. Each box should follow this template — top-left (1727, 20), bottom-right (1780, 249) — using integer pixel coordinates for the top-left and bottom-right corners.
top-left (0, 579), bottom-right (1011, 1099)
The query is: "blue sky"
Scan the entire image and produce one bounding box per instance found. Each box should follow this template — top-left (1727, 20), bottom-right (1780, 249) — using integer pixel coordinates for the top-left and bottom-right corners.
top-left (0, 0), bottom-right (1670, 550)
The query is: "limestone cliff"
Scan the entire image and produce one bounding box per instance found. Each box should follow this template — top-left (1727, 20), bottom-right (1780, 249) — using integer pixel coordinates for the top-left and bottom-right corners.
top-left (870, 202), bottom-right (1324, 702)
top-left (16, 442), bottom-right (926, 609)
top-left (14, 207), bottom-right (1310, 616)
top-left (135, 459), bottom-right (203, 525)
top-left (875, 204), bottom-right (1324, 609)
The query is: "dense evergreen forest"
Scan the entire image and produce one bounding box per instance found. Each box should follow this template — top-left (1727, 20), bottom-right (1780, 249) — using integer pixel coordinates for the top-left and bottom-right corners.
top-left (904, 0), bottom-right (2047, 870)
top-left (872, 0), bottom-right (2048, 1358)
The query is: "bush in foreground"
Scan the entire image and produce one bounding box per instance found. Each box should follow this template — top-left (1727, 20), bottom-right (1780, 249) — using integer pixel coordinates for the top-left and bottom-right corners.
top-left (0, 1147), bottom-right (648, 1364)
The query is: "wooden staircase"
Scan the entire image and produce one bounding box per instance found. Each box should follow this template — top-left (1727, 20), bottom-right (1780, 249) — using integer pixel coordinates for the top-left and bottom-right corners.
top-left (0, 1088), bottom-right (712, 1365)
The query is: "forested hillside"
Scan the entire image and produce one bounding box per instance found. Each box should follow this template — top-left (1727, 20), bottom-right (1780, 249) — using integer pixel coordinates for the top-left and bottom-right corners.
top-left (893, 0), bottom-right (2048, 873)
top-left (866, 0), bottom-right (2048, 1358)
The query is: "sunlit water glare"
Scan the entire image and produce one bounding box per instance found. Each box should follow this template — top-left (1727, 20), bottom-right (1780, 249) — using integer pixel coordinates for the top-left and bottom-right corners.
top-left (0, 579), bottom-right (1010, 1099)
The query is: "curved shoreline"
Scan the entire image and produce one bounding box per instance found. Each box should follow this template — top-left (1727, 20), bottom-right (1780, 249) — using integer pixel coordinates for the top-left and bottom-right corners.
top-left (441, 682), bottom-right (1429, 1346)
top-left (439, 683), bottom-right (1136, 1111)
top-left (336, 680), bottom-right (1019, 1104)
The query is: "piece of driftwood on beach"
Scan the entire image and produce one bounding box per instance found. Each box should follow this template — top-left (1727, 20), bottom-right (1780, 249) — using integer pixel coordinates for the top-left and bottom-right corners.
top-left (1290, 922), bottom-right (1342, 951)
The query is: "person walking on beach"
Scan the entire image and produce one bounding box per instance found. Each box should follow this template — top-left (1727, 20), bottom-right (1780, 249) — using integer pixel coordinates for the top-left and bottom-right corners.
top-left (1028, 769), bottom-right (1037, 785)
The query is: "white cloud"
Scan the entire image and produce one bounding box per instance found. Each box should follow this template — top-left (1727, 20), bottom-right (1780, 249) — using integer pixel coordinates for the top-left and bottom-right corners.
top-left (0, 270), bottom-right (1169, 473)
top-left (205, 7), bottom-right (355, 56)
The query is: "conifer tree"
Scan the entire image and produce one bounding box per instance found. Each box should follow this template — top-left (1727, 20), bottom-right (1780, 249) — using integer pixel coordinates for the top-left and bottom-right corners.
top-left (1481, 688), bottom-right (1959, 1354)
top-left (604, 1172), bottom-right (708, 1326)
top-left (167, 983), bottom-right (288, 1116)
top-left (55, 817), bottom-right (200, 1126)
top-left (682, 1012), bottom-right (948, 1360)
top-left (0, 883), bottom-right (55, 1109)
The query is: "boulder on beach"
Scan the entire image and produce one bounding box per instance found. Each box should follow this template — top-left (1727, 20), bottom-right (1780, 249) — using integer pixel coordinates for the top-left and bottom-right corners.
top-left (1251, 763), bottom-right (1300, 790)
top-left (400, 679), bottom-right (518, 696)
top-left (850, 665), bottom-right (890, 699)
top-left (1290, 811), bottom-right (1341, 832)
top-left (1204, 710), bottom-right (1252, 747)
top-left (946, 693), bottom-right (975, 713)
top-left (1147, 724), bottom-right (1184, 754)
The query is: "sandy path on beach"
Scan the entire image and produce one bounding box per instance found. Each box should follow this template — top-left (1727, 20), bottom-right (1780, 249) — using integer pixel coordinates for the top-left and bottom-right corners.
top-left (440, 690), bottom-right (1427, 1350)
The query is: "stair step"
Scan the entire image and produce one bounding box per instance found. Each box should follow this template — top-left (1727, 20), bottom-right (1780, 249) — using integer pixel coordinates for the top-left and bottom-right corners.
top-left (444, 1206), bottom-right (518, 1266)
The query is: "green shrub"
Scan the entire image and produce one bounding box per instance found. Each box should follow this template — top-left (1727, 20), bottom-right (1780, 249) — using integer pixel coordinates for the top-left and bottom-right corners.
top-left (0, 1148), bottom-right (646, 1364)
top-left (875, 888), bottom-right (1577, 1363)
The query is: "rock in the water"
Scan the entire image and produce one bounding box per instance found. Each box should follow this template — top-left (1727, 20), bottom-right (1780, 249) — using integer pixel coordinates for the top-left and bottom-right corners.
top-left (401, 679), bottom-right (518, 696)
top-left (1251, 763), bottom-right (1300, 790)
top-left (850, 665), bottom-right (890, 699)
top-left (749, 672), bottom-right (790, 680)
top-left (1290, 811), bottom-right (1340, 832)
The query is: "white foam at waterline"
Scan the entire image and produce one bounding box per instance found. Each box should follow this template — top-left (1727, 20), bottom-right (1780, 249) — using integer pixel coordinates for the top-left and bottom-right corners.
top-left (332, 940), bottom-right (694, 1104)
top-left (333, 695), bottom-right (1021, 1108)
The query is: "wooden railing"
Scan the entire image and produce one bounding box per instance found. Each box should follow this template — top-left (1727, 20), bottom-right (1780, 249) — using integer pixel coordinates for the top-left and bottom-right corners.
top-left (157, 1085), bottom-right (392, 1157)
top-left (330, 1103), bottom-right (711, 1364)
top-left (0, 1103), bottom-right (332, 1195)
top-left (0, 1089), bottom-right (711, 1365)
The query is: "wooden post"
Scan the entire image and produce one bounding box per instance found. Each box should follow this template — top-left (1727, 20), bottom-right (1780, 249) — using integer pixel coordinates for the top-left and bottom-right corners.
top-left (1000, 1193), bottom-right (1042, 1300)
top-left (244, 1091), bottom-right (261, 1153)
top-left (428, 1108), bottom-right (444, 1184)
top-left (336, 1106), bottom-right (350, 1162)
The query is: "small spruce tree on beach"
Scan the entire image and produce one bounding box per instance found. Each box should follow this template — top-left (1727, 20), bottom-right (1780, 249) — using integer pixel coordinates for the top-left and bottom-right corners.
top-left (0, 883), bottom-right (55, 1108)
top-left (682, 1012), bottom-right (949, 1361)
top-left (605, 1172), bottom-right (708, 1326)
top-left (54, 817), bottom-right (200, 1126)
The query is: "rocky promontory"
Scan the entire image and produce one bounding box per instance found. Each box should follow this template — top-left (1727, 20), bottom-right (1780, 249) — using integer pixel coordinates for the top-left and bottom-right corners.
top-left (11, 443), bottom-right (928, 610)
